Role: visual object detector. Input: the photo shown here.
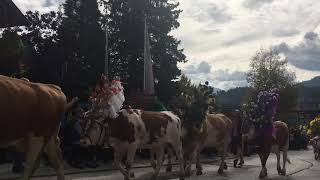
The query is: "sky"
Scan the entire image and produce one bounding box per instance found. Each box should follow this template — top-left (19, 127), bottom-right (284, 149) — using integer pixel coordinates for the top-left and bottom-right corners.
top-left (12, 0), bottom-right (320, 90)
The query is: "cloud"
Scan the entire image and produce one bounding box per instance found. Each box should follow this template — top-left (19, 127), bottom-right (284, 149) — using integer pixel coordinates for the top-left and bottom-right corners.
top-left (304, 31), bottom-right (318, 41)
top-left (222, 33), bottom-right (261, 47)
top-left (43, 0), bottom-right (57, 7)
top-left (212, 70), bottom-right (247, 82)
top-left (182, 61), bottom-right (212, 74)
top-left (12, 0), bottom-right (61, 13)
top-left (272, 28), bottom-right (300, 37)
top-left (243, 0), bottom-right (274, 9)
top-left (274, 31), bottom-right (320, 71)
top-left (216, 80), bottom-right (248, 90)
top-left (183, 2), bottom-right (232, 24)
top-left (197, 3), bottom-right (232, 24)
top-left (198, 61), bottom-right (212, 73)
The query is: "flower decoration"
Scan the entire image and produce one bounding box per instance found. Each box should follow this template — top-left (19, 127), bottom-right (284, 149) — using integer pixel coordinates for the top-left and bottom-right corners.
top-left (243, 88), bottom-right (280, 124)
top-left (89, 74), bottom-right (113, 107)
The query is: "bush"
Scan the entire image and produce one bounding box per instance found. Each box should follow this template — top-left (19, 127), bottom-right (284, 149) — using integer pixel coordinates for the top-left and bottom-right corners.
top-left (307, 116), bottom-right (320, 137)
top-left (289, 125), bottom-right (309, 150)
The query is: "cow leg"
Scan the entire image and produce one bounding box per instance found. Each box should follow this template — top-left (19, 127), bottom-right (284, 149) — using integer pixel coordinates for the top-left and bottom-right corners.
top-left (22, 136), bottom-right (45, 180)
top-left (172, 143), bottom-right (185, 180)
top-left (151, 147), bottom-right (164, 180)
top-left (239, 138), bottom-right (244, 166)
top-left (218, 153), bottom-right (226, 174)
top-left (45, 136), bottom-right (65, 180)
top-left (195, 147), bottom-right (203, 176)
top-left (126, 144), bottom-right (137, 179)
top-left (281, 150), bottom-right (288, 176)
top-left (166, 147), bottom-right (173, 172)
top-left (218, 143), bottom-right (228, 174)
top-left (150, 148), bottom-right (157, 169)
top-left (114, 151), bottom-right (129, 180)
top-left (259, 153), bottom-right (270, 179)
top-left (275, 148), bottom-right (281, 175)
top-left (234, 143), bottom-right (244, 168)
top-left (233, 143), bottom-right (240, 168)
top-left (184, 151), bottom-right (194, 177)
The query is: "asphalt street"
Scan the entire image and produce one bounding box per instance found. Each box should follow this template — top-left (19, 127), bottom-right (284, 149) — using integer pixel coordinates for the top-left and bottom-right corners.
top-left (1, 149), bottom-right (319, 180)
top-left (40, 149), bottom-right (320, 180)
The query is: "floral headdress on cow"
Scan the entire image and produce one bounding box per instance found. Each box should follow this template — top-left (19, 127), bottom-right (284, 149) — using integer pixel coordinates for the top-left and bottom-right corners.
top-left (89, 74), bottom-right (125, 119)
top-left (170, 75), bottom-right (215, 128)
top-left (243, 88), bottom-right (280, 124)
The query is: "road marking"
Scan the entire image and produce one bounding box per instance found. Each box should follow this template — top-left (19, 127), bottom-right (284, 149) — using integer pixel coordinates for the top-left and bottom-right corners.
top-left (286, 158), bottom-right (314, 176)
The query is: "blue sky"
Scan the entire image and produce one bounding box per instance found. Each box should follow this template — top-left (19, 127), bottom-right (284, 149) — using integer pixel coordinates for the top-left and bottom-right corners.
top-left (13, 0), bottom-right (320, 90)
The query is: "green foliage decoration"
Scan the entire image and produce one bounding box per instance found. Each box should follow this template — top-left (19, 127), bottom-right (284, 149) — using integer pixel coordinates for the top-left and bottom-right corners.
top-left (169, 75), bottom-right (215, 127)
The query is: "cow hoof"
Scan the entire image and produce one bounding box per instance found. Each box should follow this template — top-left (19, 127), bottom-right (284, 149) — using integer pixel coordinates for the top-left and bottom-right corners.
top-left (166, 166), bottom-right (172, 172)
top-left (259, 171), bottom-right (267, 179)
top-left (151, 174), bottom-right (158, 180)
top-left (233, 159), bottom-right (238, 167)
top-left (239, 160), bottom-right (244, 167)
top-left (130, 172), bottom-right (135, 178)
top-left (196, 170), bottom-right (203, 176)
top-left (280, 170), bottom-right (286, 176)
top-left (185, 170), bottom-right (192, 177)
top-left (277, 167), bottom-right (282, 175)
top-left (224, 163), bottom-right (228, 170)
top-left (151, 163), bottom-right (156, 169)
top-left (218, 168), bottom-right (224, 175)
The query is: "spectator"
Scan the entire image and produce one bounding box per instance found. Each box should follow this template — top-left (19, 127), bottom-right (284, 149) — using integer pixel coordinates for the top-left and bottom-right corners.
top-left (60, 104), bottom-right (86, 169)
top-left (11, 150), bottom-right (24, 173)
top-left (0, 149), bottom-right (6, 164)
top-left (151, 96), bottom-right (167, 111)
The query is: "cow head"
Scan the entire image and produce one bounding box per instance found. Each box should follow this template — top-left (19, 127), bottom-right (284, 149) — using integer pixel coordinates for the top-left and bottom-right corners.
top-left (80, 108), bottom-right (109, 147)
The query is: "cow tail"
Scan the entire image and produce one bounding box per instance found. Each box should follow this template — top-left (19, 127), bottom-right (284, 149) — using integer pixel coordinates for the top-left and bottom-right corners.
top-left (64, 97), bottom-right (79, 113)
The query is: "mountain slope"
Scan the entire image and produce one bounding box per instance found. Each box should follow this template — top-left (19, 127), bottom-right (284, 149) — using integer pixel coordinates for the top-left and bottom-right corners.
top-left (299, 76), bottom-right (320, 87)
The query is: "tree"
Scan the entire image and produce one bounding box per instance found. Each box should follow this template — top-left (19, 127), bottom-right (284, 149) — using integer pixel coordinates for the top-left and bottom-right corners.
top-left (19, 10), bottom-right (63, 83)
top-left (58, 0), bottom-right (105, 98)
top-left (100, 0), bottom-right (186, 103)
top-left (0, 29), bottom-right (24, 76)
top-left (247, 48), bottom-right (297, 112)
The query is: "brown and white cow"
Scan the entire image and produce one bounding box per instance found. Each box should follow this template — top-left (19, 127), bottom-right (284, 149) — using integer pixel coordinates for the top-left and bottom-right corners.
top-left (0, 75), bottom-right (78, 180)
top-left (248, 121), bottom-right (290, 178)
top-left (82, 109), bottom-right (185, 180)
top-left (181, 113), bottom-right (232, 176)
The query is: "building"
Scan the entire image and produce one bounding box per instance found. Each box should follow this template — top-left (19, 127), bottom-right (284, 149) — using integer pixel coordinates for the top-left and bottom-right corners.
top-left (0, 0), bottom-right (29, 28)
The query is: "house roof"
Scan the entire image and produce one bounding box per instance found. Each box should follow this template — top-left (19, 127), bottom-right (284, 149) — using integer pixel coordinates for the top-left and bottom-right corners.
top-left (0, 0), bottom-right (30, 28)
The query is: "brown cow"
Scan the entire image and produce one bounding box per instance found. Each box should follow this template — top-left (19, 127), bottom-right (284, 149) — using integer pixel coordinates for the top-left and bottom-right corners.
top-left (82, 109), bottom-right (185, 180)
top-left (248, 121), bottom-right (290, 178)
top-left (226, 109), bottom-right (245, 168)
top-left (0, 75), bottom-right (77, 180)
top-left (181, 113), bottom-right (232, 176)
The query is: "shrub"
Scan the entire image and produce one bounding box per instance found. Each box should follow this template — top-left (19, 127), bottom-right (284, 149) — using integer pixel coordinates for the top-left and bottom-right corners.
top-left (307, 115), bottom-right (320, 137)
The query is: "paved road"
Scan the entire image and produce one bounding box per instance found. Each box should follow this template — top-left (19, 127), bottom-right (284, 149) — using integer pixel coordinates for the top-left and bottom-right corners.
top-left (1, 149), bottom-right (319, 180)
